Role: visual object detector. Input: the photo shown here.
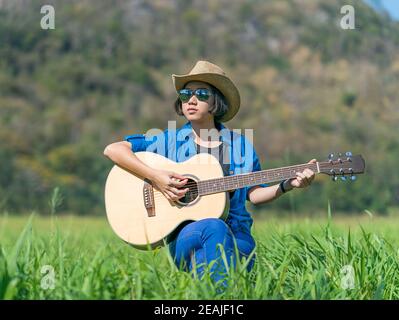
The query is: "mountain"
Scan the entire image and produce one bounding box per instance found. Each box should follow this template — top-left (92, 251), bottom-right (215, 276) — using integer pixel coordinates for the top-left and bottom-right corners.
top-left (0, 0), bottom-right (398, 215)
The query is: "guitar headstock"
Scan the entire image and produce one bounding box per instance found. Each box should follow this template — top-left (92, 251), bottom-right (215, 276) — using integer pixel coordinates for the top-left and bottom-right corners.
top-left (319, 152), bottom-right (365, 181)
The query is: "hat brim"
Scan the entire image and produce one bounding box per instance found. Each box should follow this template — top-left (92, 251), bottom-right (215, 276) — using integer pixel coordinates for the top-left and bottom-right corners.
top-left (172, 73), bottom-right (240, 122)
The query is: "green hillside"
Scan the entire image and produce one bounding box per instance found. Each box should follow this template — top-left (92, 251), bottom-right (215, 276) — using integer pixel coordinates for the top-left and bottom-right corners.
top-left (0, 0), bottom-right (398, 215)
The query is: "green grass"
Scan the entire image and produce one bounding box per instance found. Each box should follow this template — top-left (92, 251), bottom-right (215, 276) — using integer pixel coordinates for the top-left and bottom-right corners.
top-left (1, 211), bottom-right (399, 299)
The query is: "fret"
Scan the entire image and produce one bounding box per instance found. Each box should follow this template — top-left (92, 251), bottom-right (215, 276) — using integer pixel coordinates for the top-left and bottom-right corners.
top-left (198, 163), bottom-right (318, 196)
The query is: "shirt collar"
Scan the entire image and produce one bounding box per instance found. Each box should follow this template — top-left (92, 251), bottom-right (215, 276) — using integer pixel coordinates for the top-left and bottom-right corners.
top-left (179, 121), bottom-right (231, 145)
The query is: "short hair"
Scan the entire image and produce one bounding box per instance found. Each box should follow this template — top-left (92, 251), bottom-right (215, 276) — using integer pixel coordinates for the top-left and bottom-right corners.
top-left (174, 84), bottom-right (229, 123)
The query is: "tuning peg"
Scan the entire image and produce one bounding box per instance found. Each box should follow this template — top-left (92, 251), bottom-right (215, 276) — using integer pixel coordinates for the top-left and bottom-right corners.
top-left (332, 176), bottom-right (338, 182)
top-left (346, 151), bottom-right (352, 162)
top-left (328, 153), bottom-right (334, 160)
top-left (350, 175), bottom-right (356, 181)
top-left (340, 176), bottom-right (347, 181)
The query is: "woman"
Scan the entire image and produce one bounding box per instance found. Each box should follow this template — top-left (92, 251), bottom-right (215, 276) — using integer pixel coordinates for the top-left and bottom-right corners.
top-left (103, 60), bottom-right (316, 288)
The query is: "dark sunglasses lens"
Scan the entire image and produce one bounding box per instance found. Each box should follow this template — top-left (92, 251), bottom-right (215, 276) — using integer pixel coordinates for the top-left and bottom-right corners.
top-left (196, 89), bottom-right (210, 101)
top-left (179, 89), bottom-right (192, 102)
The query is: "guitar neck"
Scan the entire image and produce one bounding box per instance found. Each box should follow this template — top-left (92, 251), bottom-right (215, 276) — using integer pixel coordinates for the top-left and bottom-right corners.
top-left (197, 162), bottom-right (319, 196)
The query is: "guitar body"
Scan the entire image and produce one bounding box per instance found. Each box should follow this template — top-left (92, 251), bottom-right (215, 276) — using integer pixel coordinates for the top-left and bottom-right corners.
top-left (105, 152), bottom-right (228, 250)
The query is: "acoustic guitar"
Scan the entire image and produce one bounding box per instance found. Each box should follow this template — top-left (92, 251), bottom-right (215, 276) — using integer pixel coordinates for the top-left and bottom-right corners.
top-left (104, 152), bottom-right (365, 250)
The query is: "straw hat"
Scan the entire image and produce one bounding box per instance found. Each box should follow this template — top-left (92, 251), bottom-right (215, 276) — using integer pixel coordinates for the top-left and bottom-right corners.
top-left (172, 60), bottom-right (241, 122)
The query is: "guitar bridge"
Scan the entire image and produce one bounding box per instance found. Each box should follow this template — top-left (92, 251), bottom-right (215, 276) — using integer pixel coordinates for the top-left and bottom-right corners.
top-left (143, 179), bottom-right (155, 217)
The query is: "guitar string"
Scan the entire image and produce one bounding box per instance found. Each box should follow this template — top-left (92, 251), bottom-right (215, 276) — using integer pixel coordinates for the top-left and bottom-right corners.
top-left (149, 161), bottom-right (354, 200)
top-left (151, 163), bottom-right (317, 196)
top-left (141, 158), bottom-right (355, 200)
top-left (151, 161), bottom-right (348, 194)
top-left (150, 163), bottom-right (320, 190)
top-left (150, 162), bottom-right (343, 199)
top-left (150, 163), bottom-right (324, 200)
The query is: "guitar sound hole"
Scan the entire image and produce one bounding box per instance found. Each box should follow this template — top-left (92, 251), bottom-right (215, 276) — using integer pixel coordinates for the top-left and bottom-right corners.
top-left (177, 178), bottom-right (199, 205)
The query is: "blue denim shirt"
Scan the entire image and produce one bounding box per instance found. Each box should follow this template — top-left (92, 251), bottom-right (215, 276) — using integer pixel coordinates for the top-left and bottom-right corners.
top-left (124, 121), bottom-right (267, 235)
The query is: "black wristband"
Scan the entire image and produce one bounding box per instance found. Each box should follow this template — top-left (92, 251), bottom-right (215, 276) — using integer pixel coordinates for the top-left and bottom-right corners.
top-left (279, 180), bottom-right (286, 193)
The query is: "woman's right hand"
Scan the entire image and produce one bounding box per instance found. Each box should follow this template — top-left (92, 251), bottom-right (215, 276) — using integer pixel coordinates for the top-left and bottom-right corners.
top-left (150, 169), bottom-right (189, 202)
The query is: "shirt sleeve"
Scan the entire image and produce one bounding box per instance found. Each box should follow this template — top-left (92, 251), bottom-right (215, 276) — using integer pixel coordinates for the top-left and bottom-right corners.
top-left (246, 144), bottom-right (268, 201)
top-left (124, 134), bottom-right (156, 153)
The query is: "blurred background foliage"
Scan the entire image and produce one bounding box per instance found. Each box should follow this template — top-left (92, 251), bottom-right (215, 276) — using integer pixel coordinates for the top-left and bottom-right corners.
top-left (0, 0), bottom-right (398, 216)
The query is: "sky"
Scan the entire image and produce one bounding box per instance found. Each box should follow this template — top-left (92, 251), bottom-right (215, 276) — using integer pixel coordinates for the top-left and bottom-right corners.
top-left (364, 0), bottom-right (399, 20)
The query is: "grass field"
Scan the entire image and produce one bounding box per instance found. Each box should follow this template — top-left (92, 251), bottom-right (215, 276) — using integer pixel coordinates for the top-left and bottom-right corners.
top-left (1, 209), bottom-right (399, 300)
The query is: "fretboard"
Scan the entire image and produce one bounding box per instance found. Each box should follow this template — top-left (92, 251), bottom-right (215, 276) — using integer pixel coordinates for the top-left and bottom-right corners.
top-left (197, 163), bottom-right (319, 196)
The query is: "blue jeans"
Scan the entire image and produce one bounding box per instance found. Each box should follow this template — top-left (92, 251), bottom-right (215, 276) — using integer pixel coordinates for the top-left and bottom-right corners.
top-left (168, 218), bottom-right (256, 287)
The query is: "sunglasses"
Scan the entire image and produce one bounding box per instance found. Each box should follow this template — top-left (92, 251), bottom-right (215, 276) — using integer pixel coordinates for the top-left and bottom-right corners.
top-left (178, 88), bottom-right (213, 103)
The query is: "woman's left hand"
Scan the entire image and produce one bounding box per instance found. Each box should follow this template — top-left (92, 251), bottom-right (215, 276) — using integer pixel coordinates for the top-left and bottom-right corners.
top-left (288, 159), bottom-right (316, 189)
